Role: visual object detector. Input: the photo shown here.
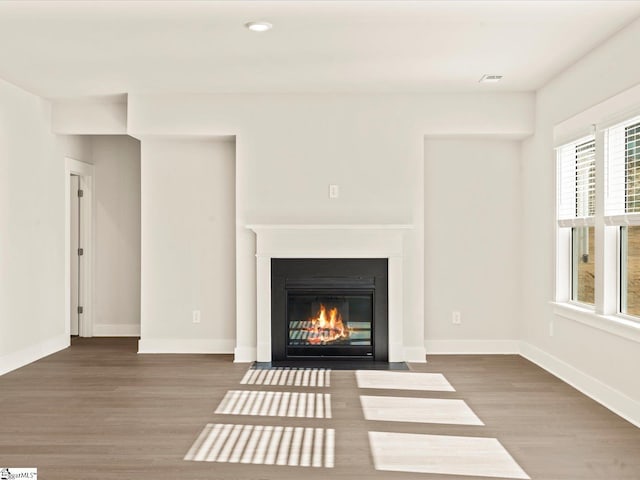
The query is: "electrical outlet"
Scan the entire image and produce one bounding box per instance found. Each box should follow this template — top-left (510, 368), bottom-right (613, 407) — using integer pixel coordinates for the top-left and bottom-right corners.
top-left (329, 184), bottom-right (339, 199)
top-left (192, 310), bottom-right (201, 324)
top-left (452, 311), bottom-right (461, 325)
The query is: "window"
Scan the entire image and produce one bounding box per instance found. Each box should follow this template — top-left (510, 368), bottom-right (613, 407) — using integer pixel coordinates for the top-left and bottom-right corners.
top-left (621, 226), bottom-right (640, 316)
top-left (625, 122), bottom-right (640, 212)
top-left (572, 226), bottom-right (595, 304)
top-left (605, 116), bottom-right (640, 319)
top-left (556, 114), bottom-right (640, 324)
top-left (557, 137), bottom-right (596, 306)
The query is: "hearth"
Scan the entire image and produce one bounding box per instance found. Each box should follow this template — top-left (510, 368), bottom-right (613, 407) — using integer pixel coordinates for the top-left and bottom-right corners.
top-left (271, 258), bottom-right (388, 362)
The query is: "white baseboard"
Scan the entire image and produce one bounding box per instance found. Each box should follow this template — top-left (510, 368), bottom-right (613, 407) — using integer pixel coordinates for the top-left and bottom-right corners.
top-left (425, 339), bottom-right (520, 354)
top-left (137, 338), bottom-right (235, 354)
top-left (403, 346), bottom-right (427, 363)
top-left (234, 346), bottom-right (257, 363)
top-left (0, 333), bottom-right (69, 376)
top-left (93, 324), bottom-right (140, 337)
top-left (520, 341), bottom-right (640, 428)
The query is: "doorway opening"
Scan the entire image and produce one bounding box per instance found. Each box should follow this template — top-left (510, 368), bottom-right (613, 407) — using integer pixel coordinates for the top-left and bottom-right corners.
top-left (70, 174), bottom-right (80, 336)
top-left (65, 158), bottom-right (94, 338)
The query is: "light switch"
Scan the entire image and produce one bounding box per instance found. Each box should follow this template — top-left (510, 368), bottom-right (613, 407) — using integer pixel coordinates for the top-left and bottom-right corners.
top-left (329, 184), bottom-right (339, 199)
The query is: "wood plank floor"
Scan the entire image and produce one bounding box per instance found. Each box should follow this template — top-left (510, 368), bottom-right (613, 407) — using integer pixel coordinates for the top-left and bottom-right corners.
top-left (0, 337), bottom-right (639, 479)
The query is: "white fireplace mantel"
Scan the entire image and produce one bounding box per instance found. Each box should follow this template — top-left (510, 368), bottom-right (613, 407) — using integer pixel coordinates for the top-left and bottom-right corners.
top-left (246, 224), bottom-right (414, 229)
top-left (247, 224), bottom-right (413, 362)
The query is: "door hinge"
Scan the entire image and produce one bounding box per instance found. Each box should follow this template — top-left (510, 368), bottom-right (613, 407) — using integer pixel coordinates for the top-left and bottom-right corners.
top-left (77, 306), bottom-right (84, 314)
top-left (77, 189), bottom-right (84, 197)
top-left (77, 248), bottom-right (84, 256)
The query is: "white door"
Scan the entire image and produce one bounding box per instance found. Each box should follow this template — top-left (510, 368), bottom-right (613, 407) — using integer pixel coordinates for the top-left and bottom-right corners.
top-left (70, 174), bottom-right (80, 336)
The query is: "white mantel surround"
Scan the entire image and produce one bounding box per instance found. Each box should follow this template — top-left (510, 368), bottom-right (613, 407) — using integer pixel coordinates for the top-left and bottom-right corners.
top-left (247, 224), bottom-right (413, 363)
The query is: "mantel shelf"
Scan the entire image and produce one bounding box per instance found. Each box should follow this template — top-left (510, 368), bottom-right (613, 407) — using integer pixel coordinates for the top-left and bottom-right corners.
top-left (246, 224), bottom-right (414, 231)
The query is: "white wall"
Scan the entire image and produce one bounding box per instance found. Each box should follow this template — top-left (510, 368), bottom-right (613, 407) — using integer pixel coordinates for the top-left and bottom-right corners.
top-left (0, 80), bottom-right (85, 374)
top-left (424, 138), bottom-right (521, 353)
top-left (59, 134), bottom-right (93, 163)
top-left (52, 97), bottom-right (127, 135)
top-left (138, 138), bottom-right (236, 353)
top-left (521, 17), bottom-right (640, 424)
top-left (91, 135), bottom-right (141, 336)
top-left (128, 93), bottom-right (533, 361)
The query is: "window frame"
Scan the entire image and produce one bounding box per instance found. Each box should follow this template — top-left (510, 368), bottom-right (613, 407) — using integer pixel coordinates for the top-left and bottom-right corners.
top-left (553, 93), bottom-right (640, 344)
top-left (556, 118), bottom-right (640, 326)
top-left (604, 117), bottom-right (640, 322)
top-left (556, 135), bottom-right (596, 309)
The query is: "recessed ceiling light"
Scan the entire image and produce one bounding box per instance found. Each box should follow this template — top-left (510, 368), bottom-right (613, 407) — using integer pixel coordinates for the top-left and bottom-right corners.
top-left (479, 74), bottom-right (503, 83)
top-left (245, 21), bottom-right (273, 32)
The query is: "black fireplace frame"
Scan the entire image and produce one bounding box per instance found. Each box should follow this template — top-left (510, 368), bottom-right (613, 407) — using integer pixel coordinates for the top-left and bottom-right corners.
top-left (271, 258), bottom-right (388, 362)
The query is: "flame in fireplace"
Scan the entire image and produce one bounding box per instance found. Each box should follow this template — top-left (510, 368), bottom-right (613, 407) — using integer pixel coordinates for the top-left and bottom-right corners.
top-left (306, 304), bottom-right (349, 344)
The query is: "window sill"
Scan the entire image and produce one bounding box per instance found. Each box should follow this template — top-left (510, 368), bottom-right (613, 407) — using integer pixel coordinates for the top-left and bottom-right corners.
top-left (551, 302), bottom-right (640, 344)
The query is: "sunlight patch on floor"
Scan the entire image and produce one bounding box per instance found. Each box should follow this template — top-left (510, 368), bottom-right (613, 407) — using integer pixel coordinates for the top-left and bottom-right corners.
top-left (215, 390), bottom-right (331, 419)
top-left (360, 395), bottom-right (484, 425)
top-left (355, 370), bottom-right (455, 391)
top-left (368, 431), bottom-right (529, 479)
top-left (185, 423), bottom-right (334, 468)
top-left (240, 368), bottom-right (330, 387)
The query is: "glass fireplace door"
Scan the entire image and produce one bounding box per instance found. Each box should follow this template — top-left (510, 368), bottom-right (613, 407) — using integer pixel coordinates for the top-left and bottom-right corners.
top-left (286, 292), bottom-right (373, 357)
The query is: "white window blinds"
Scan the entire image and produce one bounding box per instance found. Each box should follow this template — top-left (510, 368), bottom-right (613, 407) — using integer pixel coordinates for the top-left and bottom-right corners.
top-left (605, 115), bottom-right (640, 225)
top-left (557, 136), bottom-right (596, 225)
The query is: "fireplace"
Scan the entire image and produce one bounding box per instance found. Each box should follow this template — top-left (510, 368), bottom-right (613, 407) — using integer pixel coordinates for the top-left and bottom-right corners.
top-left (247, 224), bottom-right (416, 364)
top-left (271, 258), bottom-right (388, 362)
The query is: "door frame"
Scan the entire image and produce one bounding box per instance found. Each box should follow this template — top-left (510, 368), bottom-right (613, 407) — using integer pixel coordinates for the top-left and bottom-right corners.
top-left (65, 157), bottom-right (94, 337)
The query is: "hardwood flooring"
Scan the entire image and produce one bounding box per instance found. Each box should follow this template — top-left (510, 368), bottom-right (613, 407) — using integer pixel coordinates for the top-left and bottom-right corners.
top-left (0, 337), bottom-right (639, 479)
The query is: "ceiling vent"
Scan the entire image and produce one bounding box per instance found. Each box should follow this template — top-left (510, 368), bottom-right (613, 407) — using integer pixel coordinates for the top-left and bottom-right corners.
top-left (479, 74), bottom-right (503, 83)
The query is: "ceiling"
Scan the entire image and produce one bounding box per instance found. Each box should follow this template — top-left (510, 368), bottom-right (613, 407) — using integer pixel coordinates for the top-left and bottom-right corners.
top-left (0, 0), bottom-right (639, 99)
